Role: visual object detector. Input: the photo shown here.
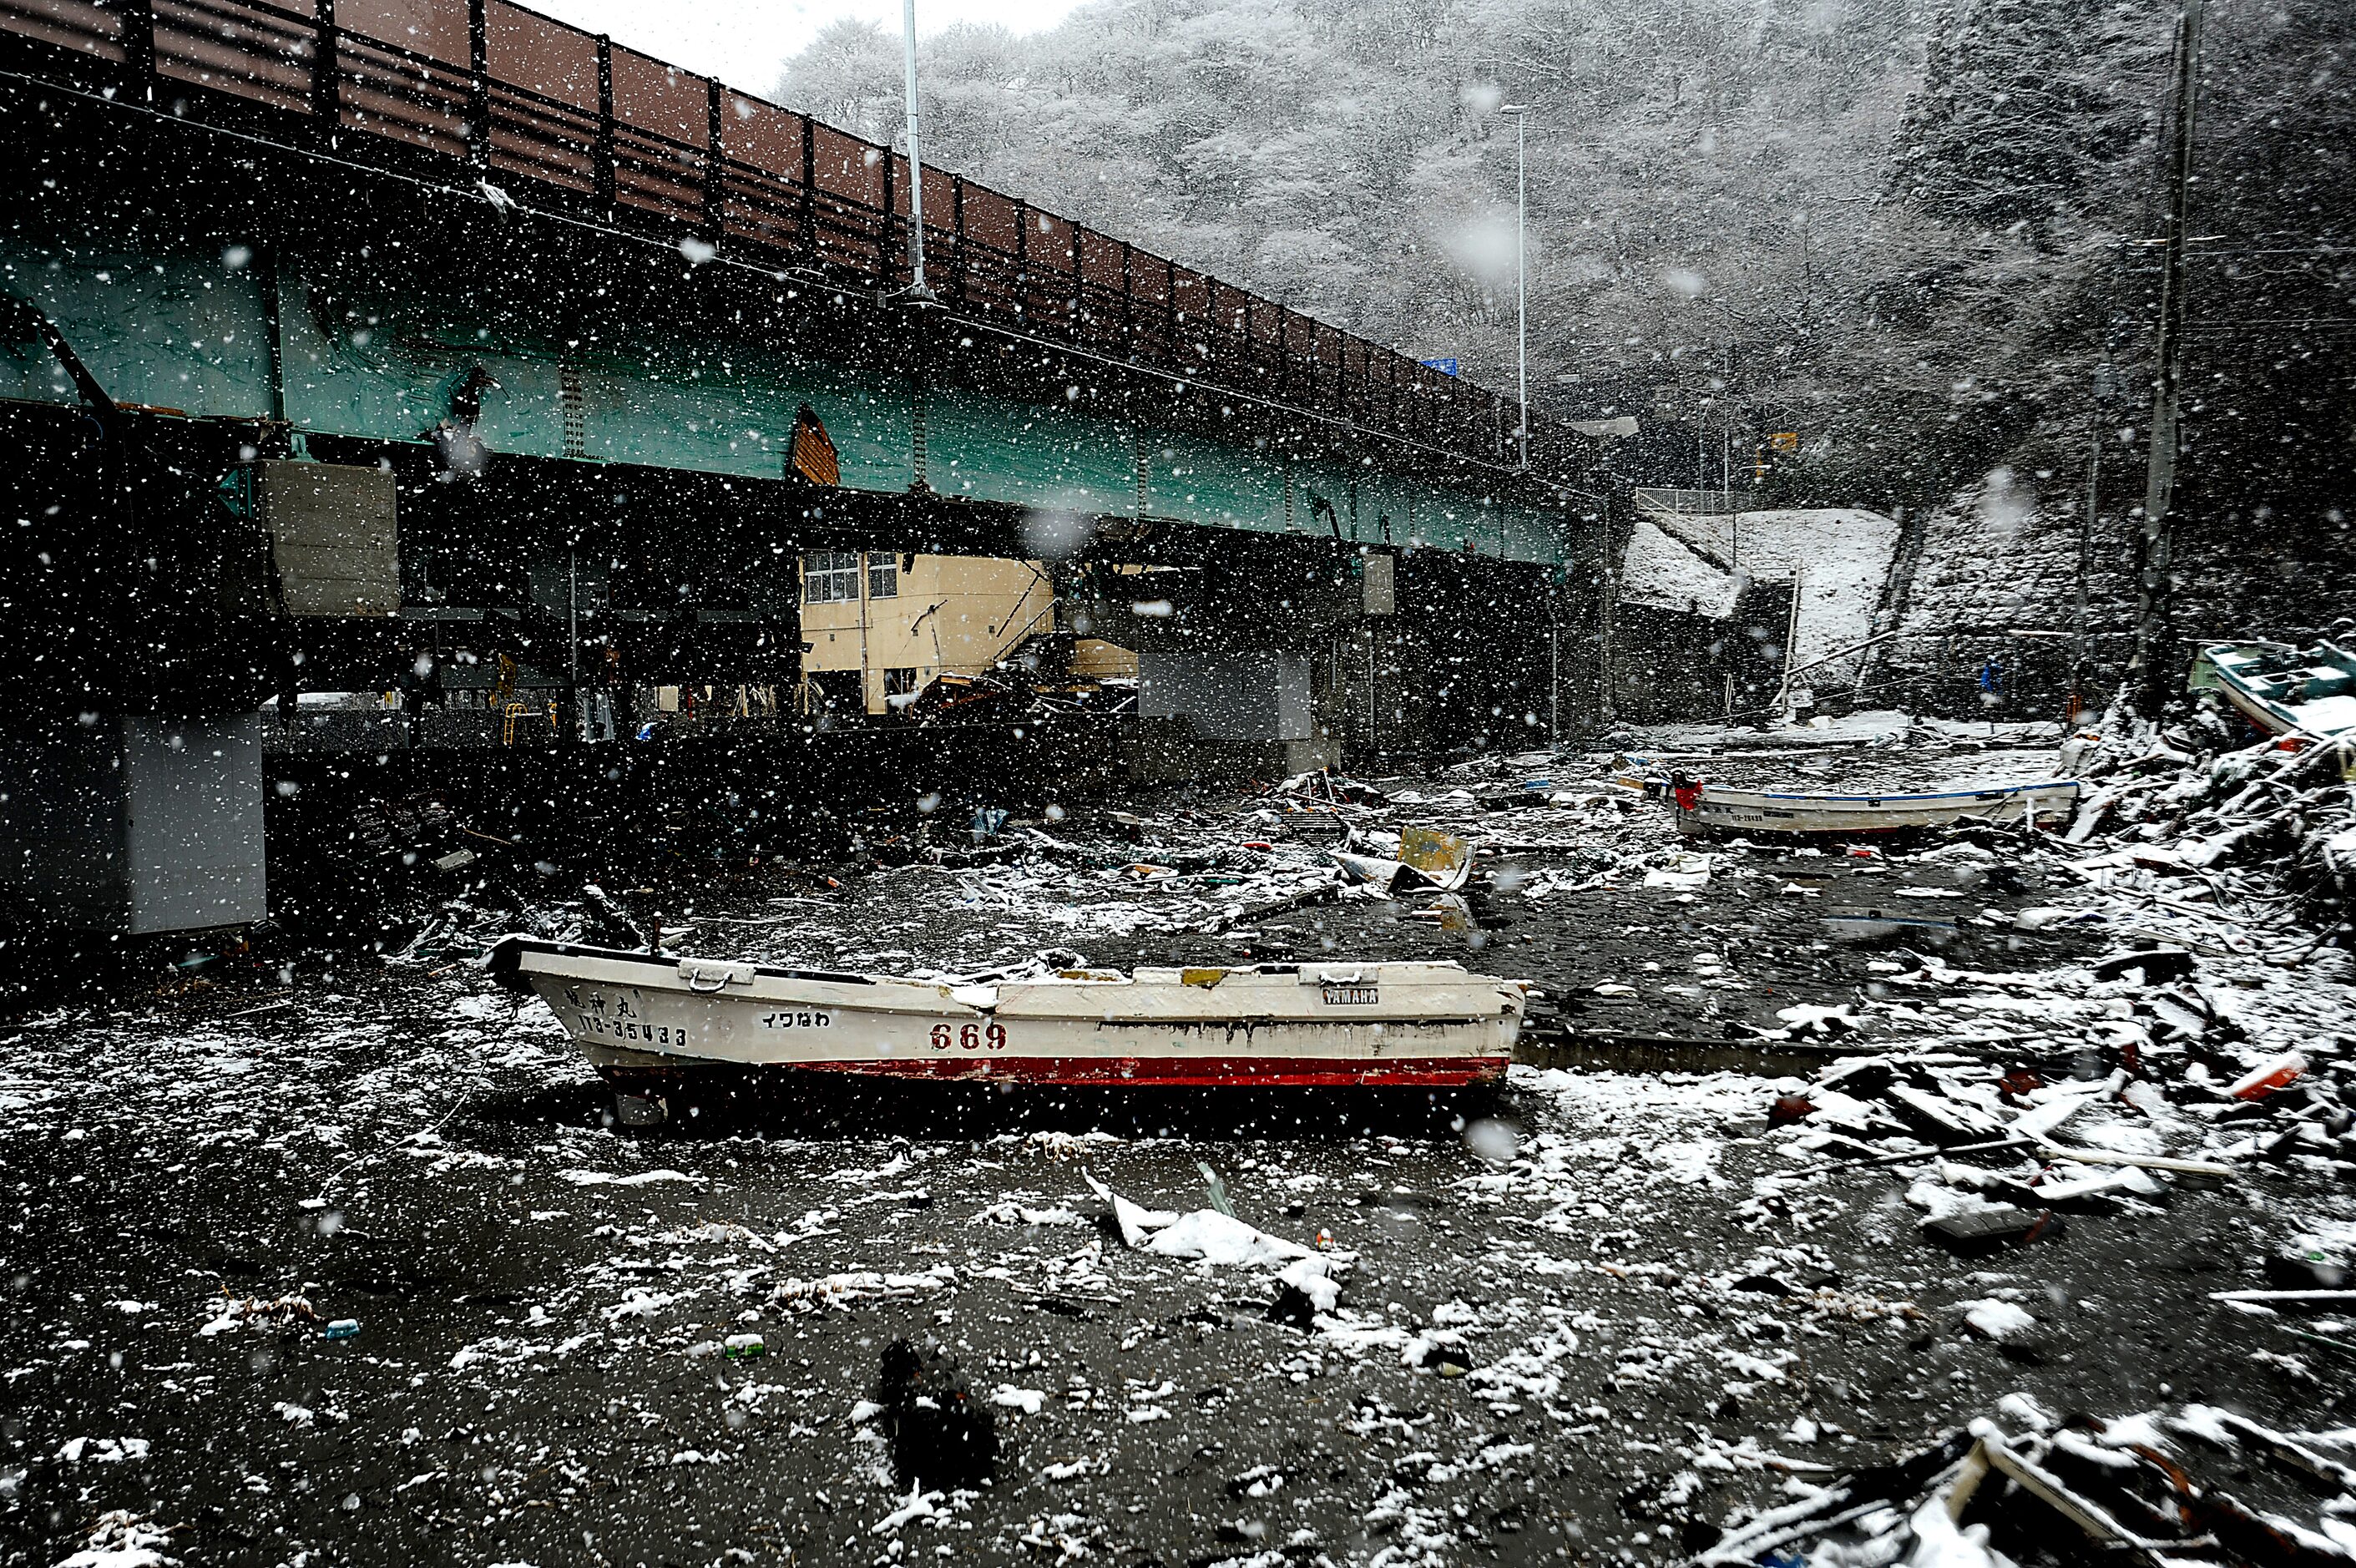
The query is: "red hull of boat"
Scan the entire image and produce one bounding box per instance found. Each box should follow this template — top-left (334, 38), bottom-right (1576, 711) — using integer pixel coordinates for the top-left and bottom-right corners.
top-left (599, 1053), bottom-right (1508, 1090)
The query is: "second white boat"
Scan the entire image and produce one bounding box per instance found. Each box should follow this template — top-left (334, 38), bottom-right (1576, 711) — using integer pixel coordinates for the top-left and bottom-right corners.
top-left (1675, 778), bottom-right (2082, 837)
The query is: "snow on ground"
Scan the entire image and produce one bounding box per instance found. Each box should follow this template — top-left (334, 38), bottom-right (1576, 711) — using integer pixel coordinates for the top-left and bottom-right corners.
top-left (1629, 508), bottom-right (1904, 685)
top-left (1621, 515), bottom-right (1739, 620)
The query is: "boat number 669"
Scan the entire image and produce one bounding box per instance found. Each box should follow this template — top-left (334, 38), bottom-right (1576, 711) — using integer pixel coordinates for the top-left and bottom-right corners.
top-left (930, 1022), bottom-right (1009, 1051)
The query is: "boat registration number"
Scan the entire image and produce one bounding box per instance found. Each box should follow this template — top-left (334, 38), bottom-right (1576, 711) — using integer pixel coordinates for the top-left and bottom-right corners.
top-left (574, 1013), bottom-right (691, 1049)
top-left (930, 1022), bottom-right (1009, 1051)
top-left (1320, 984), bottom-right (1380, 1006)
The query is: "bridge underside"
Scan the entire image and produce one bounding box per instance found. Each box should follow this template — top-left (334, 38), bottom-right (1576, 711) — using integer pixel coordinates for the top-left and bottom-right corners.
top-left (0, 78), bottom-right (1614, 937)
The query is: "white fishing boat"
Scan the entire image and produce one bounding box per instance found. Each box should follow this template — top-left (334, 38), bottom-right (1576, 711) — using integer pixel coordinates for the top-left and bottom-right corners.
top-left (2193, 640), bottom-right (2356, 740)
top-left (488, 937), bottom-right (1524, 1091)
top-left (1674, 778), bottom-right (2082, 837)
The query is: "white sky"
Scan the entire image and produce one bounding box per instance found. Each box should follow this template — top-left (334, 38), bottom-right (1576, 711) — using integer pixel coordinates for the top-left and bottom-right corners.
top-left (531, 1), bottom-right (1083, 99)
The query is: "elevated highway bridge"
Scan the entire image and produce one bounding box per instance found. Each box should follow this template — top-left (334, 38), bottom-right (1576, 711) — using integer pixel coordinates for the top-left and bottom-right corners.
top-left (0, 0), bottom-right (1622, 937)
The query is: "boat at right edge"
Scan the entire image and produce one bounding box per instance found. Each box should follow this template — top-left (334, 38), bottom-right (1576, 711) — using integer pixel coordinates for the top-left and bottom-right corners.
top-left (2193, 639), bottom-right (2356, 741)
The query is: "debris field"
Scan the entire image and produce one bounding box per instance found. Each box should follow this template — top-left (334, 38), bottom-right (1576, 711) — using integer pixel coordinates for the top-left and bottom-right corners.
top-left (5, 715), bottom-right (2353, 1568)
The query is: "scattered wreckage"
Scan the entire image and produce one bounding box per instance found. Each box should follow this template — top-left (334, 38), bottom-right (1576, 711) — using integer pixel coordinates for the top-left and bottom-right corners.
top-left (23, 703), bottom-right (2356, 1567)
top-left (1694, 892), bottom-right (2356, 1568)
top-left (1327, 823), bottom-right (1476, 894)
top-left (488, 935), bottom-right (1526, 1104)
top-left (1701, 1403), bottom-right (2356, 1568)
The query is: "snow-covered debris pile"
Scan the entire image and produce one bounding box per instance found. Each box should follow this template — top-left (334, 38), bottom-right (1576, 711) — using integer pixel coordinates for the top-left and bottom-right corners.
top-left (56, 1510), bottom-right (179, 1568)
top-left (1696, 1401), bottom-right (2356, 1568)
top-left (1759, 982), bottom-right (2355, 1259)
top-left (1264, 767), bottom-right (1388, 812)
top-left (770, 1263), bottom-right (959, 1313)
top-left (2064, 721), bottom-right (2356, 944)
top-left (196, 1292), bottom-right (320, 1337)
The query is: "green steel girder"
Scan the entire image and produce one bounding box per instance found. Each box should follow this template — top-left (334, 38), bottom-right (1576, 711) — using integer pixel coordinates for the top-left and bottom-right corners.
top-left (0, 122), bottom-right (1588, 567)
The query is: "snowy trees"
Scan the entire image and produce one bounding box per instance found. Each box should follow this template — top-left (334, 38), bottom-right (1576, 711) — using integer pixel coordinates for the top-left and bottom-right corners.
top-left (773, 0), bottom-right (2353, 628)
top-left (776, 1), bottom-right (1924, 479)
top-left (1893, 0), bottom-right (2163, 241)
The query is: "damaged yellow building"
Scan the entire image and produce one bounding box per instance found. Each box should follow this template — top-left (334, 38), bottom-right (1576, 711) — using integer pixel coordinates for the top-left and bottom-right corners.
top-left (796, 552), bottom-right (1137, 715)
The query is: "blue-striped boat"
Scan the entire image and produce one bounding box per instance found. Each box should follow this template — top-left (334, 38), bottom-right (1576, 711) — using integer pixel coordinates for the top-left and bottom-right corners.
top-left (1675, 779), bottom-right (2082, 837)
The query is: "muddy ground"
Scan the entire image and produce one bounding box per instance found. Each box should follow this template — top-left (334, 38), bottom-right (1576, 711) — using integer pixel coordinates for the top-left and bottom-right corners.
top-left (3, 731), bottom-right (2351, 1567)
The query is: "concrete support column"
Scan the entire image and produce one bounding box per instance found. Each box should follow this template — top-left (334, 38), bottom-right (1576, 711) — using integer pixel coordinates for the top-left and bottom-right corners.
top-left (1136, 640), bottom-right (1331, 772)
top-left (1, 713), bottom-right (267, 935)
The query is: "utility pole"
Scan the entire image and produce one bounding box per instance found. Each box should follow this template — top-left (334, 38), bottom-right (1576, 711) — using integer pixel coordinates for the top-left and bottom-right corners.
top-left (566, 546), bottom-right (588, 740)
top-left (2073, 427), bottom-right (2098, 724)
top-left (1501, 104), bottom-right (1531, 472)
top-left (1598, 503), bottom-right (1619, 731)
top-left (2131, 0), bottom-right (2202, 717)
top-left (1719, 339), bottom-right (1732, 503)
top-left (567, 546), bottom-right (579, 704)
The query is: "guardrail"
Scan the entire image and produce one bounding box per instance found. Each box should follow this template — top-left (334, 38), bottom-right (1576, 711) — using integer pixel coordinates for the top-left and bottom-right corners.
top-left (0, 0), bottom-right (1518, 463)
top-left (1633, 487), bottom-right (1749, 518)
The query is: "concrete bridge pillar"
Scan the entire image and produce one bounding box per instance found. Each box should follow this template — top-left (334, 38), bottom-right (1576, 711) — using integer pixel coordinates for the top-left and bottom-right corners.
top-left (1100, 546), bottom-right (1381, 777)
top-left (1, 712), bottom-right (268, 937)
top-left (1135, 640), bottom-right (1331, 772)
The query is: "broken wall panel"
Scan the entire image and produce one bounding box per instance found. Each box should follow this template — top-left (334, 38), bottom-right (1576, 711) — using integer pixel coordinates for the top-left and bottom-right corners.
top-left (1610, 585), bottom-right (1792, 727)
top-left (251, 460), bottom-right (402, 618)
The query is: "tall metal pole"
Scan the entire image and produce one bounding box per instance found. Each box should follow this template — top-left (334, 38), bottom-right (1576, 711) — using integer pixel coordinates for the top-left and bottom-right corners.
top-left (1515, 110), bottom-right (1528, 472)
top-left (1599, 555), bottom-right (1617, 728)
top-left (1502, 105), bottom-right (1530, 472)
top-left (568, 547), bottom-right (579, 690)
top-left (568, 545), bottom-right (588, 741)
top-left (1548, 613), bottom-right (1560, 751)
top-left (2132, 0), bottom-right (2202, 716)
top-left (900, 0), bottom-right (931, 298)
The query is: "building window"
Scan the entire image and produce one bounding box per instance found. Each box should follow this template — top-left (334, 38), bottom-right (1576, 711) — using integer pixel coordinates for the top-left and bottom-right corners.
top-left (867, 552), bottom-right (899, 599)
top-left (803, 550), bottom-right (860, 604)
top-left (882, 666), bottom-right (920, 702)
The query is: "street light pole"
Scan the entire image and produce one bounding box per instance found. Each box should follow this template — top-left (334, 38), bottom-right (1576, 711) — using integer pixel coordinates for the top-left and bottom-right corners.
top-left (1500, 104), bottom-right (1530, 472)
top-left (899, 0), bottom-right (933, 300)
top-left (2132, 0), bottom-right (2202, 716)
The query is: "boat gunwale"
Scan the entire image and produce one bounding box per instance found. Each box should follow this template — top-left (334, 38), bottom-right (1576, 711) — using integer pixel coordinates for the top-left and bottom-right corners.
top-left (493, 938), bottom-right (880, 989)
top-left (489, 938), bottom-right (1506, 1009)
